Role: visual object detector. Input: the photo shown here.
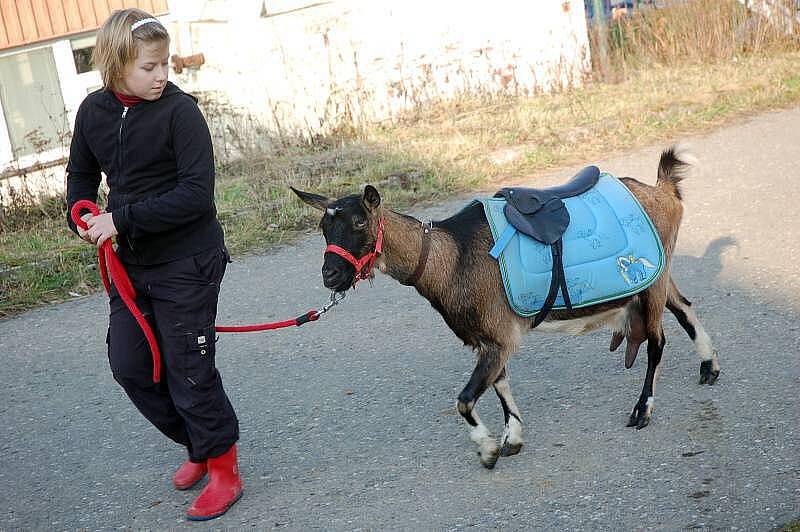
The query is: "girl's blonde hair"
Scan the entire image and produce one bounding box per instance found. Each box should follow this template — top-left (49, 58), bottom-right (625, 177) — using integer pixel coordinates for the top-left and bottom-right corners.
top-left (92, 9), bottom-right (170, 90)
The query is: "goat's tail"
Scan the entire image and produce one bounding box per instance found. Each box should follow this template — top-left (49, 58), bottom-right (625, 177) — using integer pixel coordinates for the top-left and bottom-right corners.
top-left (656, 144), bottom-right (695, 201)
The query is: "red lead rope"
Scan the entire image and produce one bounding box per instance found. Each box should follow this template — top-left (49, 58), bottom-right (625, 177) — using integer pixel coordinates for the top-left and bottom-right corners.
top-left (71, 200), bottom-right (336, 383)
top-left (215, 313), bottom-right (317, 332)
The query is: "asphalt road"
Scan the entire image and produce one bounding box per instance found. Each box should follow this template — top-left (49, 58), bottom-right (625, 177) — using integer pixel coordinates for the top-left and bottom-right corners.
top-left (2, 107), bottom-right (799, 531)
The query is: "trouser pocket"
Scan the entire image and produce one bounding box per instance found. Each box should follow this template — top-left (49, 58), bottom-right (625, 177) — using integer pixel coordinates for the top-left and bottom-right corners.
top-left (178, 325), bottom-right (218, 389)
top-left (191, 246), bottom-right (228, 288)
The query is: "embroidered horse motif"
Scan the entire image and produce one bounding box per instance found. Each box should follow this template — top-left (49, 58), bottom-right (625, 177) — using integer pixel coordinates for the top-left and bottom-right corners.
top-left (618, 255), bottom-right (657, 285)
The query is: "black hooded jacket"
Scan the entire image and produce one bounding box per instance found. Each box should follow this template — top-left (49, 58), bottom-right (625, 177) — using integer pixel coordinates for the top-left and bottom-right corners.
top-left (66, 81), bottom-right (223, 265)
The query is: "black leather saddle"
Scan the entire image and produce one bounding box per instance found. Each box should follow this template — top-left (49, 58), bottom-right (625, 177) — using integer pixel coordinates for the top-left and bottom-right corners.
top-left (493, 165), bottom-right (600, 326)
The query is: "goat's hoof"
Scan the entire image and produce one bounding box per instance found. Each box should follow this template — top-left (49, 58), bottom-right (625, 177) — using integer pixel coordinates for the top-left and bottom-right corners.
top-left (699, 361), bottom-right (720, 385)
top-left (627, 405), bottom-right (652, 429)
top-left (478, 447), bottom-right (500, 469)
top-left (500, 441), bottom-right (523, 457)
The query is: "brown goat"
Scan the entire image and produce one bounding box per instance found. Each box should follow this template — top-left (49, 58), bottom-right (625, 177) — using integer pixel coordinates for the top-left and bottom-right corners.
top-left (292, 146), bottom-right (720, 469)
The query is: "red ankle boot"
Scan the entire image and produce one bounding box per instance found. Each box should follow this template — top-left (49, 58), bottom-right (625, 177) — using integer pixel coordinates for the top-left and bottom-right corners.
top-left (173, 460), bottom-right (207, 490)
top-left (186, 444), bottom-right (243, 521)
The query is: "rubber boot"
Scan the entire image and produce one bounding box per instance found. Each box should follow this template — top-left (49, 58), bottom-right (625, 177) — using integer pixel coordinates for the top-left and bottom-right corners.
top-left (173, 460), bottom-right (207, 490)
top-left (186, 444), bottom-right (243, 521)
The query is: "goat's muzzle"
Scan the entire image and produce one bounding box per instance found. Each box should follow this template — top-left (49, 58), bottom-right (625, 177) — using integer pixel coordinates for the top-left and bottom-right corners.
top-left (321, 257), bottom-right (354, 292)
top-left (322, 217), bottom-right (385, 290)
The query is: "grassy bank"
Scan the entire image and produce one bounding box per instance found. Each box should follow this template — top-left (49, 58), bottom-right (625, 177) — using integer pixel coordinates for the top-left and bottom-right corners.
top-left (2, 6), bottom-right (800, 318)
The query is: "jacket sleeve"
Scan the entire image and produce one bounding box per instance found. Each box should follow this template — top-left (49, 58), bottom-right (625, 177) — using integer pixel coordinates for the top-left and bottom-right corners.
top-left (111, 98), bottom-right (216, 238)
top-left (65, 102), bottom-right (102, 235)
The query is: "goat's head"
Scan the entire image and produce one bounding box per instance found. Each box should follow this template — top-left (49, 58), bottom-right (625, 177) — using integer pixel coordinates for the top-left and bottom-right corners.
top-left (291, 185), bottom-right (383, 292)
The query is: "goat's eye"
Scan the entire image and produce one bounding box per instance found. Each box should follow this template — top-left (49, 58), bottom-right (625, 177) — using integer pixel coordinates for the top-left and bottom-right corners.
top-left (354, 217), bottom-right (367, 229)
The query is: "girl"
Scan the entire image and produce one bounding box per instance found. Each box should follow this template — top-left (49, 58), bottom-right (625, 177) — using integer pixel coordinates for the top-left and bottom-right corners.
top-left (66, 9), bottom-right (242, 521)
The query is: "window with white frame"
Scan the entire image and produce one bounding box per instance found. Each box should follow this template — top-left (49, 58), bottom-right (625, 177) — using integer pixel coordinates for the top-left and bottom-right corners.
top-left (0, 47), bottom-right (69, 159)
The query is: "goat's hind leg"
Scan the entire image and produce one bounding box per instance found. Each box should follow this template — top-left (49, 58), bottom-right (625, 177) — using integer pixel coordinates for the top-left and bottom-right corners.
top-left (628, 288), bottom-right (668, 430)
top-left (628, 326), bottom-right (665, 429)
top-left (666, 277), bottom-right (720, 385)
top-left (494, 367), bottom-right (524, 457)
top-left (457, 343), bottom-right (506, 469)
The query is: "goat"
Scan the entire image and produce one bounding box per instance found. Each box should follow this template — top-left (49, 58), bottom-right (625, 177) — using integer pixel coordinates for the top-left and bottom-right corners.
top-left (291, 146), bottom-right (720, 469)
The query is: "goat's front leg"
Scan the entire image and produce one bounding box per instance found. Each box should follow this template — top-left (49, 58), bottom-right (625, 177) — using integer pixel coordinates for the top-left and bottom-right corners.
top-left (457, 343), bottom-right (505, 469)
top-left (494, 367), bottom-right (524, 457)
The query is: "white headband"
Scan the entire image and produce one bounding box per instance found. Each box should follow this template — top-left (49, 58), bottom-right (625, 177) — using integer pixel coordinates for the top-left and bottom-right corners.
top-left (131, 18), bottom-right (160, 32)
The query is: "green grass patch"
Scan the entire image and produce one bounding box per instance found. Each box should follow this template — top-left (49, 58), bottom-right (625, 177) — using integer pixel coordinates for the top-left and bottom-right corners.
top-left (785, 75), bottom-right (800, 93)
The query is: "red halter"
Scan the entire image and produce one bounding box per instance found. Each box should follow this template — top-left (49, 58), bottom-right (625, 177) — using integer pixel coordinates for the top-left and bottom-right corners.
top-left (324, 217), bottom-right (385, 286)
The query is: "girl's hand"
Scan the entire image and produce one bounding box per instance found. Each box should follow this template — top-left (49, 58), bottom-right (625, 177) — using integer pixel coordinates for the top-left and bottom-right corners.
top-left (76, 213), bottom-right (95, 244)
top-left (85, 212), bottom-right (118, 248)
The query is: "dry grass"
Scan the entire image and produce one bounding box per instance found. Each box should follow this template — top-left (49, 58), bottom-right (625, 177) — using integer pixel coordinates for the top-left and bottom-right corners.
top-left (209, 139), bottom-right (456, 256)
top-left (370, 52), bottom-right (800, 185)
top-left (591, 0), bottom-right (799, 77)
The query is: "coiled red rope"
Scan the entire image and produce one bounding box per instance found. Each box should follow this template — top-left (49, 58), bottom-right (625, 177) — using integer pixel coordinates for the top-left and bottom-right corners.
top-left (71, 200), bottom-right (162, 382)
top-left (71, 201), bottom-right (327, 382)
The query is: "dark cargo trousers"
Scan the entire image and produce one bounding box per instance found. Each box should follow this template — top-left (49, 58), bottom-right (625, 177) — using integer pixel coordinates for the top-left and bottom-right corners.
top-left (107, 246), bottom-right (238, 461)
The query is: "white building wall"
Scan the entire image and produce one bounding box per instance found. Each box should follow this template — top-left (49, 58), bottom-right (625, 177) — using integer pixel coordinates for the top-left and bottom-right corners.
top-left (170, 0), bottom-right (591, 145)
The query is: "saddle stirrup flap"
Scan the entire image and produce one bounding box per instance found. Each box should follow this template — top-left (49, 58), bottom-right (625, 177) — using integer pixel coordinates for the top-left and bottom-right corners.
top-left (532, 238), bottom-right (573, 328)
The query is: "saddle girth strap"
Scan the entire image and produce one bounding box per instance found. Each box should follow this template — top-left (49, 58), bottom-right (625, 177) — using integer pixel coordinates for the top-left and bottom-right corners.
top-left (401, 221), bottom-right (433, 286)
top-left (532, 238), bottom-right (573, 328)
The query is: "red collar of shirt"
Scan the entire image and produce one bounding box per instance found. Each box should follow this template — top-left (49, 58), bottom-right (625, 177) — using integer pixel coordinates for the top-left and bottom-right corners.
top-left (112, 90), bottom-right (144, 107)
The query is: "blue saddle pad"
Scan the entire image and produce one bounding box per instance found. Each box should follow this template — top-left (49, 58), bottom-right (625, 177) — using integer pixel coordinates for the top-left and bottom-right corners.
top-left (478, 173), bottom-right (665, 317)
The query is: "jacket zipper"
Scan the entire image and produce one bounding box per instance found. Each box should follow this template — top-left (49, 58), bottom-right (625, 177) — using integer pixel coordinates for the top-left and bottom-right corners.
top-left (118, 106), bottom-right (135, 254)
top-left (118, 106), bottom-right (128, 165)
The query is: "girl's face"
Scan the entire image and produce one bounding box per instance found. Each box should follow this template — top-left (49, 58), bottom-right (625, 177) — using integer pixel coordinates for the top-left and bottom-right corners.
top-left (118, 40), bottom-right (169, 100)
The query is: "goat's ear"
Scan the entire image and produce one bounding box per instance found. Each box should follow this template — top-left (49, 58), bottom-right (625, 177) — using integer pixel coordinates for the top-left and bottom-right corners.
top-left (290, 186), bottom-right (331, 211)
top-left (362, 185), bottom-right (381, 212)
